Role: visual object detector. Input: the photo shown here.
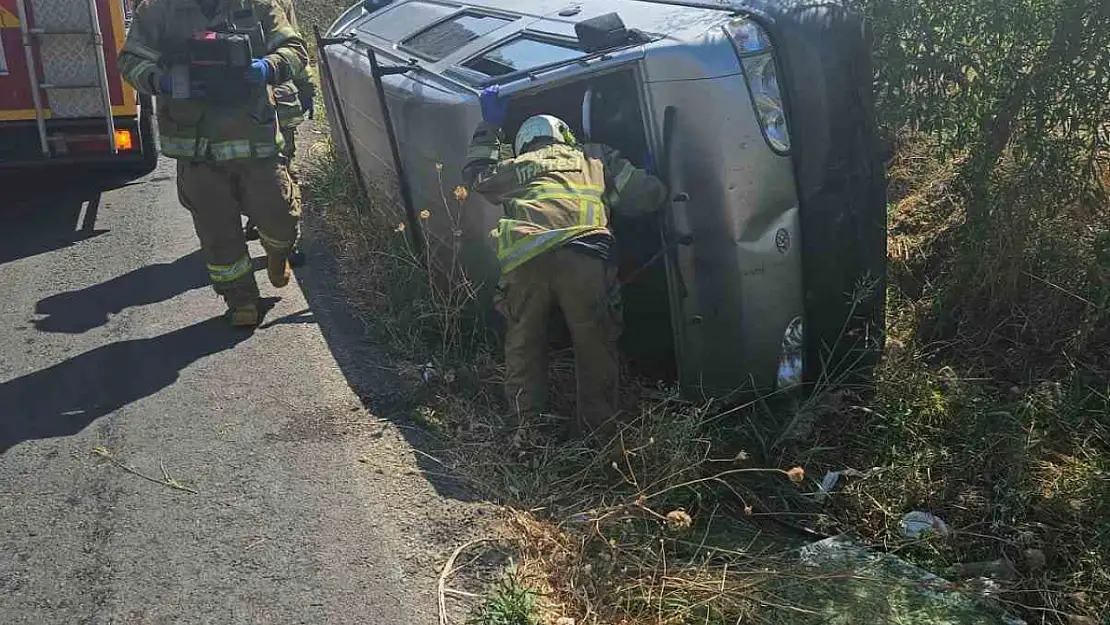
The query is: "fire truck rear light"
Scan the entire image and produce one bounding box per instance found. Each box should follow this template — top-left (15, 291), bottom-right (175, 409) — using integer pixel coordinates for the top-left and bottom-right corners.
top-left (115, 129), bottom-right (134, 151)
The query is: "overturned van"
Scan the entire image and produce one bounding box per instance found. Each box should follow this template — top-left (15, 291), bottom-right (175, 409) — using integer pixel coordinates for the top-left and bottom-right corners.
top-left (318, 0), bottom-right (888, 398)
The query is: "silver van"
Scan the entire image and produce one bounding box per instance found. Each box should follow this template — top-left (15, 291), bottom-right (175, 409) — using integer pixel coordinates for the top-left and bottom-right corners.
top-left (318, 0), bottom-right (888, 399)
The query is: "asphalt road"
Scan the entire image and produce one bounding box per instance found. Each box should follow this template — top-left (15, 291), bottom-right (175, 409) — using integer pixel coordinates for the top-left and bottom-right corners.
top-left (0, 160), bottom-right (484, 624)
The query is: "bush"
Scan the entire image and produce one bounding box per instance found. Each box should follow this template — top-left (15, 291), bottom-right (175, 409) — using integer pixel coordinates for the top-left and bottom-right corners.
top-left (865, 0), bottom-right (1110, 379)
top-left (866, 0), bottom-right (1110, 209)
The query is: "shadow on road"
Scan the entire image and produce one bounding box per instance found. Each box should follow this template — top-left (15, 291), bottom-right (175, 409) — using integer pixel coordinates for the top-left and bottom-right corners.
top-left (33, 250), bottom-right (210, 334)
top-left (0, 182), bottom-right (107, 266)
top-left (293, 239), bottom-right (482, 504)
top-left (258, 308), bottom-right (316, 329)
top-left (0, 315), bottom-right (254, 455)
top-left (0, 168), bottom-right (163, 266)
top-left (0, 165), bottom-right (172, 266)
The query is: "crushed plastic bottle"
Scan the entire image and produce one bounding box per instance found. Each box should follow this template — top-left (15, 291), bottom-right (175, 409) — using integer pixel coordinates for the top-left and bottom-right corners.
top-left (900, 511), bottom-right (950, 539)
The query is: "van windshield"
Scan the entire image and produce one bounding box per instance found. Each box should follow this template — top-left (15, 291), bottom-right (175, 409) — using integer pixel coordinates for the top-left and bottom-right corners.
top-left (462, 36), bottom-right (583, 78)
top-left (401, 13), bottom-right (513, 61)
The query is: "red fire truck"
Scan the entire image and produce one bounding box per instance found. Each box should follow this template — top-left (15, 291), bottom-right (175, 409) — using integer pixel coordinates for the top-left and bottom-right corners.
top-left (0, 0), bottom-right (156, 173)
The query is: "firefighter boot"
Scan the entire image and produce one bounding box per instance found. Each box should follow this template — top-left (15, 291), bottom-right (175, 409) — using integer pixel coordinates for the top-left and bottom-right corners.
top-left (267, 251), bottom-right (292, 288)
top-left (230, 302), bottom-right (260, 328)
top-left (244, 219), bottom-right (260, 241)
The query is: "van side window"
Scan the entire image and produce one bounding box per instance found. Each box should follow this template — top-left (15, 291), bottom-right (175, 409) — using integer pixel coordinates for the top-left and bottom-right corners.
top-left (462, 36), bottom-right (583, 78)
top-left (401, 13), bottom-right (513, 61)
top-left (357, 1), bottom-right (457, 40)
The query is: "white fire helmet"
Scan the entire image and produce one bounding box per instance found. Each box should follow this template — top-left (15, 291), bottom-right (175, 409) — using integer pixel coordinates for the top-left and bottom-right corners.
top-left (514, 114), bottom-right (577, 156)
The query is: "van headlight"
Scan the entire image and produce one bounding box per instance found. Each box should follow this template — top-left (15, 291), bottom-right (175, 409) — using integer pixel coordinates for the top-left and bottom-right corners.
top-left (776, 316), bottom-right (804, 389)
top-left (724, 19), bottom-right (791, 153)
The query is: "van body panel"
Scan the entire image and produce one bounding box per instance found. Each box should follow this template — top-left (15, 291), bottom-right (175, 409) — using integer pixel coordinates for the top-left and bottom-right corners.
top-left (641, 28), bottom-right (744, 83)
top-left (325, 36), bottom-right (502, 295)
top-left (645, 72), bottom-right (801, 393)
top-left (464, 0), bottom-right (731, 40)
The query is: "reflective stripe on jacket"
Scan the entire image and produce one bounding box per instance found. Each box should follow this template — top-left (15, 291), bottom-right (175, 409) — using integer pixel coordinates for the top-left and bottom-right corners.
top-left (118, 0), bottom-right (309, 162)
top-left (463, 121), bottom-right (668, 274)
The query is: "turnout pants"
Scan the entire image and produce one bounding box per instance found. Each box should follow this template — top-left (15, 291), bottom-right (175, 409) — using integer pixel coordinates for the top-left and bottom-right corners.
top-left (177, 157), bottom-right (302, 308)
top-left (281, 127), bottom-right (298, 165)
top-left (498, 247), bottom-right (622, 438)
top-left (244, 129), bottom-right (298, 233)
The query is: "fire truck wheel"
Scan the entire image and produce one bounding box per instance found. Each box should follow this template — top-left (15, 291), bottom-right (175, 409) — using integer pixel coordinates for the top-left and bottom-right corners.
top-left (133, 94), bottom-right (160, 177)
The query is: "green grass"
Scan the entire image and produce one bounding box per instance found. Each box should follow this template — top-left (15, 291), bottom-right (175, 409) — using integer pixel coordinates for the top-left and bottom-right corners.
top-left (294, 0), bottom-right (351, 41)
top-left (468, 566), bottom-right (543, 625)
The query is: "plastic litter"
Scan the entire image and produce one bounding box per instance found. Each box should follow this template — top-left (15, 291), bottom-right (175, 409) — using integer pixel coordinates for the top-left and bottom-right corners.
top-left (813, 467), bottom-right (875, 503)
top-left (419, 362), bottom-right (437, 383)
top-left (900, 511), bottom-right (950, 538)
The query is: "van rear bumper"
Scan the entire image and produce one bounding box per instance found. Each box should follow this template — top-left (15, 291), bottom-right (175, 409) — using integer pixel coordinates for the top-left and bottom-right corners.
top-left (0, 116), bottom-right (149, 170)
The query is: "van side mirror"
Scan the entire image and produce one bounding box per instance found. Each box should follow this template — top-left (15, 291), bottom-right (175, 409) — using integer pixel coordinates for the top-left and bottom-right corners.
top-left (574, 13), bottom-right (651, 53)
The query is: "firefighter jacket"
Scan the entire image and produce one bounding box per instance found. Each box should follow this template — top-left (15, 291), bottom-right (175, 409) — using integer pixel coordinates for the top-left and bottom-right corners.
top-left (119, 0), bottom-right (309, 161)
top-left (272, 0), bottom-right (316, 130)
top-left (464, 121), bottom-right (668, 274)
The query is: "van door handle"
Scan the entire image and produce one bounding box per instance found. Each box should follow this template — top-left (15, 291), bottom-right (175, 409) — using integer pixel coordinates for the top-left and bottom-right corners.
top-left (672, 192), bottom-right (689, 202)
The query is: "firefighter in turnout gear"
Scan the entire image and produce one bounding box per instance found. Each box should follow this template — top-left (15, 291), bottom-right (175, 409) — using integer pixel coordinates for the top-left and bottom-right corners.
top-left (243, 0), bottom-right (314, 247)
top-left (271, 0), bottom-right (314, 165)
top-left (463, 86), bottom-right (667, 440)
top-left (118, 0), bottom-right (308, 327)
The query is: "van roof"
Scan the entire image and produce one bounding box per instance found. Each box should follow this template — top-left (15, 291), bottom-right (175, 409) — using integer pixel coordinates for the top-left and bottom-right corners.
top-left (465, 0), bottom-right (734, 34)
top-left (353, 0), bottom-right (737, 49)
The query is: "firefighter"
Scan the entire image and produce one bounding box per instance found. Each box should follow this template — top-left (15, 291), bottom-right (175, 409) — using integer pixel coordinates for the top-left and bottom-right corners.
top-left (272, 0), bottom-right (314, 166)
top-left (118, 0), bottom-right (308, 327)
top-left (463, 86), bottom-right (668, 441)
top-left (244, 0), bottom-right (314, 246)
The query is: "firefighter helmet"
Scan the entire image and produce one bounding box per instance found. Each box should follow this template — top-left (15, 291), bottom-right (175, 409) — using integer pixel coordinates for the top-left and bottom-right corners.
top-left (514, 114), bottom-right (577, 155)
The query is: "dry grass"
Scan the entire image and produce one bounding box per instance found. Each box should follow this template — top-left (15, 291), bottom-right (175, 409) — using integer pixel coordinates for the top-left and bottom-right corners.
top-left (300, 143), bottom-right (833, 624)
top-left (300, 128), bottom-right (1109, 624)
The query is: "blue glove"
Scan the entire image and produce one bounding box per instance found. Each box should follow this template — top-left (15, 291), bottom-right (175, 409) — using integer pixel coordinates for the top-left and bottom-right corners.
top-left (479, 85), bottom-right (507, 126)
top-left (157, 73), bottom-right (173, 95)
top-left (644, 150), bottom-right (657, 176)
top-left (246, 59), bottom-right (273, 84)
